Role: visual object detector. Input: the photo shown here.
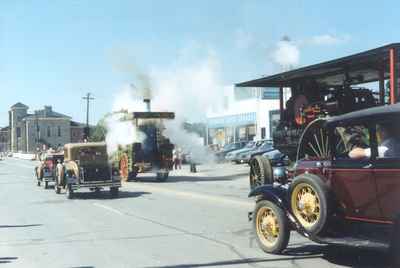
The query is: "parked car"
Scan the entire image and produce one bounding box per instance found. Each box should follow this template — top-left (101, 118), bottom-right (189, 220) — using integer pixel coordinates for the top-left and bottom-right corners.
top-left (225, 141), bottom-right (256, 163)
top-left (215, 141), bottom-right (247, 162)
top-left (34, 152), bottom-right (64, 189)
top-left (261, 149), bottom-right (289, 167)
top-left (248, 104), bottom-right (400, 264)
top-left (56, 142), bottom-right (121, 199)
top-left (236, 140), bottom-right (272, 163)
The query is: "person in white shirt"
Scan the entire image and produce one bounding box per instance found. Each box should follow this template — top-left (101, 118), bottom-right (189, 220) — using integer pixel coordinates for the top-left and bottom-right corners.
top-left (349, 124), bottom-right (400, 159)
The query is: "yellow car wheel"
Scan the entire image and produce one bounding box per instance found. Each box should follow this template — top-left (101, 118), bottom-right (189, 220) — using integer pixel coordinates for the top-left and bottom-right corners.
top-left (290, 174), bottom-right (329, 234)
top-left (253, 200), bottom-right (290, 254)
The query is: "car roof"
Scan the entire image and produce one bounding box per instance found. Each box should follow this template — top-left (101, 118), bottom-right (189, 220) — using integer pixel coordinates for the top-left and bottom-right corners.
top-left (326, 103), bottom-right (400, 126)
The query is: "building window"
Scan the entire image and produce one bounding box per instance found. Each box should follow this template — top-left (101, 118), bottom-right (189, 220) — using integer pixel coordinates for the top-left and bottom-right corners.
top-left (57, 126), bottom-right (61, 137)
top-left (47, 126), bottom-right (51, 137)
top-left (16, 127), bottom-right (21, 138)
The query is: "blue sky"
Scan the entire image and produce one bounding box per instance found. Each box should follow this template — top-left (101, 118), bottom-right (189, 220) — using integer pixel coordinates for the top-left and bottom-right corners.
top-left (0, 0), bottom-right (399, 126)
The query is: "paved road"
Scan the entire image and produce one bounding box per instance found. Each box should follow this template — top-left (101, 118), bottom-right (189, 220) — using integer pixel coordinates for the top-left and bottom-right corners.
top-left (0, 158), bottom-right (389, 268)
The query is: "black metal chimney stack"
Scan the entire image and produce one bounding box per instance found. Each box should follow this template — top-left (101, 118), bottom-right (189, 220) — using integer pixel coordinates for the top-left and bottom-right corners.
top-left (144, 99), bottom-right (151, 112)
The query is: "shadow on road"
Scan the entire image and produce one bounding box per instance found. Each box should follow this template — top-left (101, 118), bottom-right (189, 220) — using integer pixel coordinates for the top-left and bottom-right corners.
top-left (144, 255), bottom-right (320, 268)
top-left (129, 173), bottom-right (248, 184)
top-left (70, 190), bottom-right (151, 200)
top-left (144, 245), bottom-right (392, 268)
top-left (0, 257), bottom-right (18, 264)
top-left (285, 244), bottom-right (391, 268)
top-left (0, 224), bottom-right (42, 228)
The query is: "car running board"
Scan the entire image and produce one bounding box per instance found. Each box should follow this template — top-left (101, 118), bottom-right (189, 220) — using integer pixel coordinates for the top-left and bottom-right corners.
top-left (312, 236), bottom-right (390, 251)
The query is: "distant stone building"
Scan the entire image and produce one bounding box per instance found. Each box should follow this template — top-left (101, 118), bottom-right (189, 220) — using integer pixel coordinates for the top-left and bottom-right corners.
top-left (0, 126), bottom-right (10, 152)
top-left (9, 103), bottom-right (87, 153)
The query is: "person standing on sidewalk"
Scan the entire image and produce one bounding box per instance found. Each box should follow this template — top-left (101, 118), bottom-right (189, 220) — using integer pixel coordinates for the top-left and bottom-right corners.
top-left (176, 147), bottom-right (182, 170)
top-left (173, 147), bottom-right (182, 170)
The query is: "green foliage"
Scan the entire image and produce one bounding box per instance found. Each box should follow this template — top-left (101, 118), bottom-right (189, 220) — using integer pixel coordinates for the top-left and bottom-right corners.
top-left (90, 117), bottom-right (107, 142)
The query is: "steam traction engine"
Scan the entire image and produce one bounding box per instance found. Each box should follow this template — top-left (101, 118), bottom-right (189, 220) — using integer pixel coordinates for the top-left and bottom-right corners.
top-left (273, 85), bottom-right (376, 160)
top-left (113, 99), bottom-right (175, 182)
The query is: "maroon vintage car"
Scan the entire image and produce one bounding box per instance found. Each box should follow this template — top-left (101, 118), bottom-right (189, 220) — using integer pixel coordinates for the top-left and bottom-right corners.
top-left (247, 104), bottom-right (400, 264)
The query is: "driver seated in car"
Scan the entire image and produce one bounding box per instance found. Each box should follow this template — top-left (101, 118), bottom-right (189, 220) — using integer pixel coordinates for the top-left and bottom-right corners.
top-left (349, 124), bottom-right (400, 159)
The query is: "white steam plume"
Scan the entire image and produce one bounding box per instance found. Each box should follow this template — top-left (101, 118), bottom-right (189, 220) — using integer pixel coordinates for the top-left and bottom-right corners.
top-left (272, 38), bottom-right (300, 70)
top-left (108, 50), bottom-right (224, 164)
top-left (150, 53), bottom-right (223, 163)
top-left (105, 113), bottom-right (146, 155)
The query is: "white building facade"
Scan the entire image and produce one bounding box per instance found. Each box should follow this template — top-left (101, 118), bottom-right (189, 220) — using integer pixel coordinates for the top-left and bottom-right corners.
top-left (206, 86), bottom-right (281, 146)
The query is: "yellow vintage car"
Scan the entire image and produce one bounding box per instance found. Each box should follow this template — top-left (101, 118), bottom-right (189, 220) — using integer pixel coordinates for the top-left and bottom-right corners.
top-left (56, 142), bottom-right (121, 199)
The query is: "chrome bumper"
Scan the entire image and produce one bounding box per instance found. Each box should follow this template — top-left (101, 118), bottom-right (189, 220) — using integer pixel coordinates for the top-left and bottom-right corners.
top-left (71, 181), bottom-right (121, 190)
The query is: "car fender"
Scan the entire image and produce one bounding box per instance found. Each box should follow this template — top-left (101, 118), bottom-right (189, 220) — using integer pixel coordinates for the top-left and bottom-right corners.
top-left (248, 185), bottom-right (288, 210)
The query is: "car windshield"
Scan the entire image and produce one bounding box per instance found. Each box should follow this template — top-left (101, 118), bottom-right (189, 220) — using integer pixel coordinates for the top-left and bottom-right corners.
top-left (78, 147), bottom-right (107, 163)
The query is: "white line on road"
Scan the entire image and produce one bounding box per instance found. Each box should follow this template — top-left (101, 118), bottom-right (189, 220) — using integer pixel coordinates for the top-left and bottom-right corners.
top-left (92, 203), bottom-right (124, 216)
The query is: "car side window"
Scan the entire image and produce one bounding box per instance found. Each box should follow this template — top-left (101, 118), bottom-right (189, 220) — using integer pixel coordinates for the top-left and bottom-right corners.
top-left (333, 124), bottom-right (370, 160)
top-left (375, 122), bottom-right (400, 159)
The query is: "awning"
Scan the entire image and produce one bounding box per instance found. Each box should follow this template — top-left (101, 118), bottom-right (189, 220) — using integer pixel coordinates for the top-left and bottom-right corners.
top-left (236, 43), bottom-right (400, 87)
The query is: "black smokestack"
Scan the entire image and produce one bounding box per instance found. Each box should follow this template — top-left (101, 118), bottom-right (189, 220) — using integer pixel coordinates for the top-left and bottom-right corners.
top-left (144, 99), bottom-right (151, 112)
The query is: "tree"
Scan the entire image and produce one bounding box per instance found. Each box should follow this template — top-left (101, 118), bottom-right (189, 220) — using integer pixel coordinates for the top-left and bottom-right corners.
top-left (90, 117), bottom-right (107, 142)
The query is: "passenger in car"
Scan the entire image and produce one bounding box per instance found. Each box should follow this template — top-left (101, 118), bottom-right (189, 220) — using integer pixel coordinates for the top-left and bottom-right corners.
top-left (349, 124), bottom-right (400, 159)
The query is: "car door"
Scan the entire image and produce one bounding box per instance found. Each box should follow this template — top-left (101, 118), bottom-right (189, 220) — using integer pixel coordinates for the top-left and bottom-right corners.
top-left (330, 123), bottom-right (382, 220)
top-left (372, 121), bottom-right (400, 222)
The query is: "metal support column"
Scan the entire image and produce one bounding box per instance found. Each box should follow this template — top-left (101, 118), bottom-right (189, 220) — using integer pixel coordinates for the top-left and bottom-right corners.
top-left (390, 48), bottom-right (398, 104)
top-left (379, 65), bottom-right (385, 105)
top-left (279, 87), bottom-right (284, 119)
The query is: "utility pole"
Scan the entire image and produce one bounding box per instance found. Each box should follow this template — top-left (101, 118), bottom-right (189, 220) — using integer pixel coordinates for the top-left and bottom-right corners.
top-left (82, 93), bottom-right (95, 140)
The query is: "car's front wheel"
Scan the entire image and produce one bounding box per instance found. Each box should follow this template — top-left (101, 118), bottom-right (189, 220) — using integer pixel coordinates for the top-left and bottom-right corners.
top-left (253, 200), bottom-right (290, 254)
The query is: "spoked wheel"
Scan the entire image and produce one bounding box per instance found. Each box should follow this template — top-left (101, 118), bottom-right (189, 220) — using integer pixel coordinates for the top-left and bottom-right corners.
top-left (289, 174), bottom-right (329, 234)
top-left (253, 200), bottom-right (290, 254)
top-left (119, 153), bottom-right (129, 182)
top-left (296, 119), bottom-right (331, 161)
top-left (249, 156), bottom-right (273, 190)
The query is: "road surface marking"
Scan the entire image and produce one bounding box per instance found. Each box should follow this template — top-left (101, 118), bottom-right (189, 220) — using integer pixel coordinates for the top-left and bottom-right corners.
top-left (92, 203), bottom-right (124, 216)
top-left (123, 183), bottom-right (253, 209)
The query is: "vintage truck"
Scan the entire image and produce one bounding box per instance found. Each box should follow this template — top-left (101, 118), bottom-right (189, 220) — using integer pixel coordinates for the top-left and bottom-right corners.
top-left (55, 142), bottom-right (121, 199)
